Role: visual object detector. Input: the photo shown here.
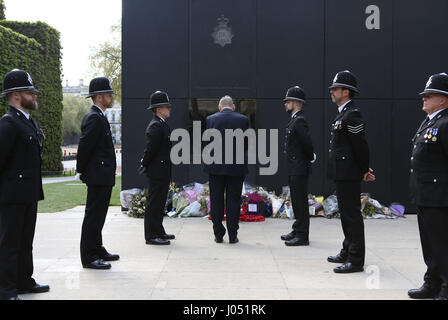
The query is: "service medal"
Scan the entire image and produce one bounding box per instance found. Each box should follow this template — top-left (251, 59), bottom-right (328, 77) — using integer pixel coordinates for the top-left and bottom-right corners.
top-left (432, 137), bottom-right (437, 142)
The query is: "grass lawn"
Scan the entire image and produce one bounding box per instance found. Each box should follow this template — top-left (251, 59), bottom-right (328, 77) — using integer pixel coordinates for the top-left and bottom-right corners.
top-left (38, 176), bottom-right (122, 213)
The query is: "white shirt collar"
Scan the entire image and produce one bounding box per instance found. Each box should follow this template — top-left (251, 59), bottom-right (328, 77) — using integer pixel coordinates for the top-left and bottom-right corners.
top-left (428, 108), bottom-right (447, 121)
top-left (12, 107), bottom-right (30, 120)
top-left (156, 115), bottom-right (165, 122)
top-left (338, 100), bottom-right (352, 113)
top-left (291, 110), bottom-right (300, 118)
top-left (94, 105), bottom-right (106, 116)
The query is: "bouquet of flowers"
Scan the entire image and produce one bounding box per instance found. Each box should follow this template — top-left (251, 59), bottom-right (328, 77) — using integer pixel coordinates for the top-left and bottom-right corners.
top-left (165, 182), bottom-right (181, 212)
top-left (128, 189), bottom-right (148, 218)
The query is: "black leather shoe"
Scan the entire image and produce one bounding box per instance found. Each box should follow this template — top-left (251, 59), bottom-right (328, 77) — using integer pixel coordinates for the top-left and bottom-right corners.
top-left (100, 252), bottom-right (120, 261)
top-left (83, 259), bottom-right (111, 270)
top-left (214, 237), bottom-right (223, 243)
top-left (333, 262), bottom-right (364, 273)
top-left (18, 283), bottom-right (50, 294)
top-left (229, 237), bottom-right (239, 244)
top-left (437, 286), bottom-right (448, 300)
top-left (408, 283), bottom-right (440, 299)
top-left (327, 253), bottom-right (347, 264)
top-left (7, 296), bottom-right (20, 300)
top-left (146, 238), bottom-right (170, 245)
top-left (285, 237), bottom-right (309, 246)
top-left (281, 231), bottom-right (296, 241)
top-left (161, 234), bottom-right (175, 240)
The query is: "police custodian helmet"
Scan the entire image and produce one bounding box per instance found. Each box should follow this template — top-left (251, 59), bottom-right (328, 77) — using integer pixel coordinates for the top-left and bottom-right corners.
top-left (283, 86), bottom-right (306, 104)
top-left (329, 70), bottom-right (359, 94)
top-left (85, 77), bottom-right (115, 98)
top-left (419, 73), bottom-right (448, 98)
top-left (1, 69), bottom-right (39, 97)
top-left (147, 91), bottom-right (171, 110)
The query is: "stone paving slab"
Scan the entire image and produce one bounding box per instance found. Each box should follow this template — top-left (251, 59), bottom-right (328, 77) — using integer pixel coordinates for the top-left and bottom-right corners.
top-left (22, 206), bottom-right (425, 300)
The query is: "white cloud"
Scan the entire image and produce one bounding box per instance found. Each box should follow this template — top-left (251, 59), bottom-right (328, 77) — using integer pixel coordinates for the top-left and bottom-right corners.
top-left (3, 0), bottom-right (121, 86)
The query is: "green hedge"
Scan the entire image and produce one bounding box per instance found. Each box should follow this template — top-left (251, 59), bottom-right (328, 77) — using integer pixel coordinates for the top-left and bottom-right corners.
top-left (0, 0), bottom-right (5, 20)
top-left (0, 25), bottom-right (41, 115)
top-left (0, 21), bottom-right (63, 172)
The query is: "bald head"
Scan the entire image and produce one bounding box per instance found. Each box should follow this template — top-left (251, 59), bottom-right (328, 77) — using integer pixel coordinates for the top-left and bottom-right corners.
top-left (218, 95), bottom-right (235, 111)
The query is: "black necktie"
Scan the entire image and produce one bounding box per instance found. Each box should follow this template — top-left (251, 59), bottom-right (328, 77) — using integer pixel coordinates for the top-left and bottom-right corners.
top-left (417, 116), bottom-right (430, 132)
top-left (29, 116), bottom-right (37, 128)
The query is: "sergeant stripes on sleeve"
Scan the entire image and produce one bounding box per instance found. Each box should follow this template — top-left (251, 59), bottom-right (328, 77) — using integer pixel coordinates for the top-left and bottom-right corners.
top-left (347, 124), bottom-right (364, 134)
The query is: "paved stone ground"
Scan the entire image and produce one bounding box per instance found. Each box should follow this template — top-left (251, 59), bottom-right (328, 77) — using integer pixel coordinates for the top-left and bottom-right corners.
top-left (23, 206), bottom-right (424, 300)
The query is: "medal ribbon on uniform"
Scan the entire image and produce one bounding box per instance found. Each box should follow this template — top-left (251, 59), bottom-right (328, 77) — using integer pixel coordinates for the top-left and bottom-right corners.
top-left (432, 128), bottom-right (438, 142)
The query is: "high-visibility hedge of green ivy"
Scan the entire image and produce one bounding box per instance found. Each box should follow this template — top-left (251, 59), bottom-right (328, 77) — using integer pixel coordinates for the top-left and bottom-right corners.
top-left (0, 21), bottom-right (63, 172)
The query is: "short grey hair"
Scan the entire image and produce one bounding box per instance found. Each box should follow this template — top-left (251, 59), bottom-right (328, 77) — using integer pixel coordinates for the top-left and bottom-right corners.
top-left (218, 95), bottom-right (234, 108)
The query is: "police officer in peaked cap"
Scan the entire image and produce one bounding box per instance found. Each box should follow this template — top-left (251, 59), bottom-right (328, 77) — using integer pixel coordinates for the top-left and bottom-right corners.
top-left (77, 77), bottom-right (119, 270)
top-left (408, 73), bottom-right (448, 300)
top-left (0, 69), bottom-right (49, 300)
top-left (326, 70), bottom-right (375, 274)
top-left (281, 86), bottom-right (316, 246)
top-left (140, 91), bottom-right (175, 245)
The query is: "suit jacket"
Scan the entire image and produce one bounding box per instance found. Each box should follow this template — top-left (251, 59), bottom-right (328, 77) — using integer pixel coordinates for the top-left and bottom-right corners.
top-left (410, 108), bottom-right (448, 207)
top-left (203, 108), bottom-right (249, 177)
top-left (141, 115), bottom-right (172, 180)
top-left (76, 106), bottom-right (116, 186)
top-left (327, 101), bottom-right (370, 181)
top-left (285, 110), bottom-right (315, 176)
top-left (0, 107), bottom-right (44, 204)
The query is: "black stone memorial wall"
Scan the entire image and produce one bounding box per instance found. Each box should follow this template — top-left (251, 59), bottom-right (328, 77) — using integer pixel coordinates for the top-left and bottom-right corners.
top-left (122, 0), bottom-right (448, 212)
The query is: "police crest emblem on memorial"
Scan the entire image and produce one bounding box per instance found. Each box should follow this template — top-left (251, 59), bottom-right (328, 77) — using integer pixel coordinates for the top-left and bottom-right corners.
top-left (211, 15), bottom-right (234, 47)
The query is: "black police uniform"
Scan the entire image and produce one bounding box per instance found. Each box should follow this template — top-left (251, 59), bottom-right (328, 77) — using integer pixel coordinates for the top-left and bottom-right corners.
top-left (408, 73), bottom-right (448, 299)
top-left (0, 70), bottom-right (46, 299)
top-left (327, 71), bottom-right (370, 270)
top-left (141, 91), bottom-right (173, 244)
top-left (282, 86), bottom-right (315, 244)
top-left (76, 77), bottom-right (118, 267)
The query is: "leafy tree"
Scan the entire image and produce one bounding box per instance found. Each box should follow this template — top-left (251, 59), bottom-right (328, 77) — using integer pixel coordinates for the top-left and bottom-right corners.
top-left (90, 23), bottom-right (121, 103)
top-left (62, 93), bottom-right (91, 145)
top-left (0, 0), bottom-right (5, 20)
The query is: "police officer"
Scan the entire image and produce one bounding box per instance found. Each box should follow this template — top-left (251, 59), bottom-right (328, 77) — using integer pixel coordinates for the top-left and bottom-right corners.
top-left (326, 70), bottom-right (375, 273)
top-left (281, 86), bottom-right (316, 246)
top-left (0, 69), bottom-right (49, 300)
top-left (141, 91), bottom-right (175, 245)
top-left (408, 73), bottom-right (448, 300)
top-left (77, 77), bottom-right (119, 269)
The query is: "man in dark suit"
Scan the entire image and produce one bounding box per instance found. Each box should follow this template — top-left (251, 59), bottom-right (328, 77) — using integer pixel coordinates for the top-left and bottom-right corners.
top-left (77, 77), bottom-right (119, 269)
top-left (140, 91), bottom-right (174, 245)
top-left (0, 69), bottom-right (49, 300)
top-left (204, 96), bottom-right (249, 244)
top-left (408, 73), bottom-right (448, 300)
top-left (326, 70), bottom-right (375, 273)
top-left (281, 86), bottom-right (316, 246)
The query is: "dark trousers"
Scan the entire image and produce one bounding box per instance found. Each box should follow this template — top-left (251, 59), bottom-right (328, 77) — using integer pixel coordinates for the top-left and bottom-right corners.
top-left (144, 178), bottom-right (169, 240)
top-left (80, 185), bottom-right (112, 265)
top-left (0, 203), bottom-right (37, 299)
top-left (335, 180), bottom-right (365, 267)
top-left (209, 174), bottom-right (244, 240)
top-left (289, 175), bottom-right (310, 240)
top-left (416, 206), bottom-right (448, 289)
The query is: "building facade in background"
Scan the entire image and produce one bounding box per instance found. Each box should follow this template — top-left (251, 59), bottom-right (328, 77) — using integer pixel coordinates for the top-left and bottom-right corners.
top-left (63, 79), bottom-right (122, 145)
